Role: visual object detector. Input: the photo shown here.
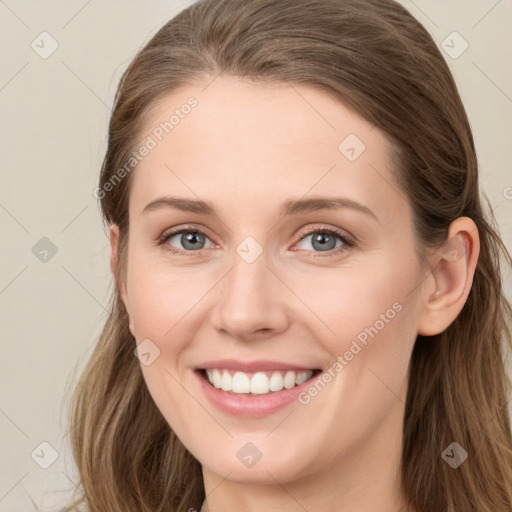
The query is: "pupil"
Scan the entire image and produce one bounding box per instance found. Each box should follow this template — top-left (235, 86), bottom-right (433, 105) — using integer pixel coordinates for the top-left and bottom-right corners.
top-left (183, 232), bottom-right (203, 250)
top-left (314, 233), bottom-right (335, 251)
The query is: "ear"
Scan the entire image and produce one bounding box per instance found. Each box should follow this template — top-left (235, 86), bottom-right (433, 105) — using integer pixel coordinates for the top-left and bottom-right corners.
top-left (417, 216), bottom-right (480, 336)
top-left (109, 224), bottom-right (135, 336)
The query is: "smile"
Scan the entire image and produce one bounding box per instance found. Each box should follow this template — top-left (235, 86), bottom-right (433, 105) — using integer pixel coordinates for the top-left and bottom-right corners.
top-left (194, 359), bottom-right (324, 417)
top-left (203, 368), bottom-right (322, 395)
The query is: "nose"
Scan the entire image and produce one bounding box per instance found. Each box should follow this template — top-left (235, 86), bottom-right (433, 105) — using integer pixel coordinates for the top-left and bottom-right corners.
top-left (210, 247), bottom-right (289, 341)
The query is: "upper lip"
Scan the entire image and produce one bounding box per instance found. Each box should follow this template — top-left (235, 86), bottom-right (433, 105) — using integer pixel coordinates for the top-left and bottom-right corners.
top-left (196, 359), bottom-right (320, 372)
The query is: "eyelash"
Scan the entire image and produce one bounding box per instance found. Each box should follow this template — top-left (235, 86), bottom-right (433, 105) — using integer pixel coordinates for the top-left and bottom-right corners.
top-left (158, 224), bottom-right (356, 259)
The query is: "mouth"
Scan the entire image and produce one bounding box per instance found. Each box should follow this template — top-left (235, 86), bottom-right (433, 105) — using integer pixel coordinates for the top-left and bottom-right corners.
top-left (195, 368), bottom-right (323, 396)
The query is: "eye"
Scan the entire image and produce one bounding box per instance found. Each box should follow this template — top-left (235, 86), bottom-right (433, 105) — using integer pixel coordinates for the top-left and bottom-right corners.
top-left (293, 225), bottom-right (355, 258)
top-left (159, 225), bottom-right (214, 256)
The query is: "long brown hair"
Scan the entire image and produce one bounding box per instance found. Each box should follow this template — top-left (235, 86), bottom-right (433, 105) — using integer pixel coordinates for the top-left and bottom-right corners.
top-left (60, 0), bottom-right (512, 510)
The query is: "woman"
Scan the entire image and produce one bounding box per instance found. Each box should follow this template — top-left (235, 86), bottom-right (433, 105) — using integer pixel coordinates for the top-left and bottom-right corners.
top-left (62, 0), bottom-right (512, 510)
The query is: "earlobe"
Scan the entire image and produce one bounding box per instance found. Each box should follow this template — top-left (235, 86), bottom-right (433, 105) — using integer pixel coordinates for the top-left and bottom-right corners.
top-left (417, 217), bottom-right (480, 336)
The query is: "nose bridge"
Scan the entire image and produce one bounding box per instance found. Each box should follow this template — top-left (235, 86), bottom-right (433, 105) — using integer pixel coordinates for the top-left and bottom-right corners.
top-left (212, 236), bottom-right (288, 338)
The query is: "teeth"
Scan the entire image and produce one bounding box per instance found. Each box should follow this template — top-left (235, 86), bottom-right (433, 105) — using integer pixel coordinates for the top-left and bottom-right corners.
top-left (212, 369), bottom-right (222, 389)
top-left (283, 371), bottom-right (296, 389)
top-left (221, 370), bottom-right (232, 391)
top-left (250, 372), bottom-right (268, 394)
top-left (205, 369), bottom-right (314, 395)
top-left (295, 370), bottom-right (310, 385)
top-left (269, 372), bottom-right (283, 391)
top-left (232, 371), bottom-right (251, 393)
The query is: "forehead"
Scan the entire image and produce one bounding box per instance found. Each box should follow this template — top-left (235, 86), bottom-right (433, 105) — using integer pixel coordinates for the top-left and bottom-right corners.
top-left (129, 75), bottom-right (406, 224)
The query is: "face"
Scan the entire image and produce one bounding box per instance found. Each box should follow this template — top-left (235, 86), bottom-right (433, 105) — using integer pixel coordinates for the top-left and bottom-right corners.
top-left (116, 75), bottom-right (428, 485)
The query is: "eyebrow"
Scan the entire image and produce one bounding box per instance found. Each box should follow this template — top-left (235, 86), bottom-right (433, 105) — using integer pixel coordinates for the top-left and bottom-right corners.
top-left (141, 196), bottom-right (379, 222)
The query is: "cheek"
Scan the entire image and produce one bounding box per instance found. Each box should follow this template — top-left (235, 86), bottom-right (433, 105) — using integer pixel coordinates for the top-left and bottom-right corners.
top-left (303, 256), bottom-right (418, 376)
top-left (298, 266), bottom-right (403, 339)
top-left (125, 254), bottom-right (207, 339)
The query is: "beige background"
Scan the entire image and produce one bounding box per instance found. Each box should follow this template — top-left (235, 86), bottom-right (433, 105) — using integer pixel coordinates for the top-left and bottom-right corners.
top-left (0, 1), bottom-right (511, 510)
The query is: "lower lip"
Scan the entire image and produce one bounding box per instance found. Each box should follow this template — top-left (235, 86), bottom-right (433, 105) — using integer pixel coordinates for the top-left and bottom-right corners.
top-left (194, 370), bottom-right (320, 418)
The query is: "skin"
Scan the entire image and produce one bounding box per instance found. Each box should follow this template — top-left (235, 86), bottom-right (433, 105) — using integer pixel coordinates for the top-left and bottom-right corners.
top-left (109, 75), bottom-right (480, 512)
